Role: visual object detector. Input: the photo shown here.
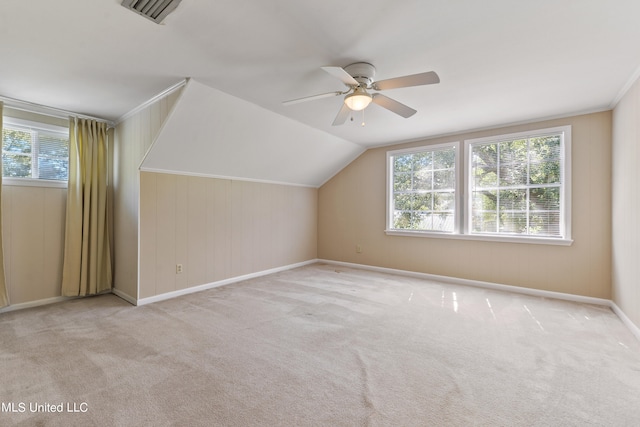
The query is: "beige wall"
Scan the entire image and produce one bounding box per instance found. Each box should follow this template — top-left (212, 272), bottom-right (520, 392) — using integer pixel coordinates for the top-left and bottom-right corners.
top-left (612, 77), bottom-right (640, 328)
top-left (1, 185), bottom-right (66, 305)
top-left (319, 111), bottom-right (612, 299)
top-left (113, 88), bottom-right (183, 300)
top-left (139, 172), bottom-right (317, 299)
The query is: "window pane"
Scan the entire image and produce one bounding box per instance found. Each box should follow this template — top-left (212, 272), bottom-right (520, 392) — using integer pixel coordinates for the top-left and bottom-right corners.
top-left (38, 158), bottom-right (68, 180)
top-left (414, 169), bottom-right (432, 190)
top-left (529, 212), bottom-right (560, 236)
top-left (39, 132), bottom-right (69, 157)
top-left (434, 192), bottom-right (454, 211)
top-left (472, 143), bottom-right (497, 188)
top-left (394, 154), bottom-right (412, 172)
top-left (2, 129), bottom-right (32, 154)
top-left (470, 130), bottom-right (565, 238)
top-left (529, 187), bottom-right (560, 210)
top-left (394, 193), bottom-right (413, 210)
top-left (389, 145), bottom-right (457, 232)
top-left (529, 136), bottom-right (561, 185)
top-left (433, 169), bottom-right (455, 189)
top-left (413, 193), bottom-right (432, 211)
top-left (498, 189), bottom-right (527, 211)
top-left (434, 149), bottom-right (455, 169)
top-left (499, 162), bottom-right (527, 186)
top-left (2, 153), bottom-right (31, 177)
top-left (498, 139), bottom-right (528, 186)
top-left (393, 211), bottom-right (412, 229)
top-left (413, 212), bottom-right (431, 229)
top-left (394, 172), bottom-right (411, 191)
top-left (432, 213), bottom-right (454, 232)
top-left (412, 152), bottom-right (431, 171)
top-left (473, 190), bottom-right (497, 212)
top-left (472, 211), bottom-right (497, 233)
top-left (2, 123), bottom-right (69, 181)
top-left (499, 211), bottom-right (528, 234)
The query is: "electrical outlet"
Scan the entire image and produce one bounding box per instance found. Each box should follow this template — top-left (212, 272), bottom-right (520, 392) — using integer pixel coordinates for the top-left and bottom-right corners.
top-left (356, 244), bottom-right (362, 253)
top-left (176, 264), bottom-right (183, 274)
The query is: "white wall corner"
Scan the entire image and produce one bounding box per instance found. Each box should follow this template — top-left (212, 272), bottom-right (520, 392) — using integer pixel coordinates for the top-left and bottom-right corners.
top-left (610, 64), bottom-right (640, 109)
top-left (610, 301), bottom-right (640, 342)
top-left (112, 288), bottom-right (137, 306)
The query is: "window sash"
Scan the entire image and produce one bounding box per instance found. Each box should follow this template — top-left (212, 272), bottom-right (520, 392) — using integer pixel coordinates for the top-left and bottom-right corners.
top-left (464, 126), bottom-right (571, 240)
top-left (2, 118), bottom-right (69, 182)
top-left (387, 142), bottom-right (459, 233)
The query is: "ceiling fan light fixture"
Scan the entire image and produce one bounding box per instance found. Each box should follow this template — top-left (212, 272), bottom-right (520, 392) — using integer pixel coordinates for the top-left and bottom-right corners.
top-left (344, 87), bottom-right (372, 111)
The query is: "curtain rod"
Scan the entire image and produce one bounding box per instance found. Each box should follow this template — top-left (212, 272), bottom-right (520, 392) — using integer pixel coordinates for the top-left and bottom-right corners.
top-left (0, 95), bottom-right (116, 128)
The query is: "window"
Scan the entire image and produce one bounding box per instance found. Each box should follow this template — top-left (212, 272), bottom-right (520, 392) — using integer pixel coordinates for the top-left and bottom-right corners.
top-left (386, 126), bottom-right (571, 245)
top-left (2, 117), bottom-right (69, 182)
top-left (387, 143), bottom-right (458, 233)
top-left (465, 126), bottom-right (570, 240)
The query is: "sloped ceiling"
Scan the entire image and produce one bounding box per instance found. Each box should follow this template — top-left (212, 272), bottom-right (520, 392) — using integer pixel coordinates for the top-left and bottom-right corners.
top-left (140, 80), bottom-right (363, 187)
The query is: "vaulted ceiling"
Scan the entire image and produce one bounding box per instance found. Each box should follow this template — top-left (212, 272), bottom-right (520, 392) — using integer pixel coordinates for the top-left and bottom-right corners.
top-left (2, 1), bottom-right (640, 149)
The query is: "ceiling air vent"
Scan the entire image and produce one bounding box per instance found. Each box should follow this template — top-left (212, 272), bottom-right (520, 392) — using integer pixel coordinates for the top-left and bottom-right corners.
top-left (121, 0), bottom-right (183, 24)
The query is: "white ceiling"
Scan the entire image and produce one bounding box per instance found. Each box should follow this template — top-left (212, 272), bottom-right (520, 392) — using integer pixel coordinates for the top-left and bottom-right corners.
top-left (1, 0), bottom-right (640, 148)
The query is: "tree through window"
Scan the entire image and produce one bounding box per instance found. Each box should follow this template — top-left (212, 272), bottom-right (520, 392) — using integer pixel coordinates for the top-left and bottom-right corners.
top-left (468, 129), bottom-right (567, 238)
top-left (2, 119), bottom-right (69, 181)
top-left (388, 143), bottom-right (457, 232)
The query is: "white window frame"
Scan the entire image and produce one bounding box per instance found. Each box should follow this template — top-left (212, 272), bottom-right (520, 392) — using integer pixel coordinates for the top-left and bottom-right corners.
top-left (384, 126), bottom-right (572, 246)
top-left (386, 141), bottom-right (461, 236)
top-left (2, 116), bottom-right (68, 188)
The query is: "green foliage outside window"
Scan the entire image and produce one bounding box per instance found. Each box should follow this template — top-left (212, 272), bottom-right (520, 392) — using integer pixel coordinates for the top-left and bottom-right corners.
top-left (2, 129), bottom-right (32, 178)
top-left (2, 125), bottom-right (68, 181)
top-left (391, 147), bottom-right (456, 232)
top-left (471, 135), bottom-right (562, 236)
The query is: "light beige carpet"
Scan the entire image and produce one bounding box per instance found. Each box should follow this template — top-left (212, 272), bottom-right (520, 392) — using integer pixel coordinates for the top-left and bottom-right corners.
top-left (1, 263), bottom-right (640, 426)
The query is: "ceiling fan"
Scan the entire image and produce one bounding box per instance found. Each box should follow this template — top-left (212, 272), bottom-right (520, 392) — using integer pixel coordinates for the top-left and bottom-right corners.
top-left (283, 62), bottom-right (440, 126)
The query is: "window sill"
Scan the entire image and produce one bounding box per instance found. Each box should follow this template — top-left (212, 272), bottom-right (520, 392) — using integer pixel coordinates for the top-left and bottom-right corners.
top-left (3, 178), bottom-right (67, 189)
top-left (384, 229), bottom-right (573, 246)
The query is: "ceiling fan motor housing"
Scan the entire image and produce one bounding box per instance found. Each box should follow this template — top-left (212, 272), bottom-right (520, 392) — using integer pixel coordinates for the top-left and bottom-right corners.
top-left (344, 62), bottom-right (376, 88)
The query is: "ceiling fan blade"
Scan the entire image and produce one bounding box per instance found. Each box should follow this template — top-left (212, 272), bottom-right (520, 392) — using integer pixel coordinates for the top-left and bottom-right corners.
top-left (332, 103), bottom-right (351, 126)
top-left (282, 91), bottom-right (343, 106)
top-left (321, 66), bottom-right (359, 86)
top-left (372, 71), bottom-right (440, 91)
top-left (371, 93), bottom-right (417, 118)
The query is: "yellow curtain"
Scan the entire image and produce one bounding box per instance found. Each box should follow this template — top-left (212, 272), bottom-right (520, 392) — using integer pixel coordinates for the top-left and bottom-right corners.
top-left (0, 102), bottom-right (8, 307)
top-left (61, 117), bottom-right (112, 296)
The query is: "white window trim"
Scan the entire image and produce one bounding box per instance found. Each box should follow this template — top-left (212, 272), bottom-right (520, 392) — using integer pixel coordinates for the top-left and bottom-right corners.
top-left (385, 126), bottom-right (573, 246)
top-left (2, 116), bottom-right (69, 188)
top-left (386, 141), bottom-right (461, 235)
top-left (2, 177), bottom-right (67, 189)
top-left (3, 116), bottom-right (67, 135)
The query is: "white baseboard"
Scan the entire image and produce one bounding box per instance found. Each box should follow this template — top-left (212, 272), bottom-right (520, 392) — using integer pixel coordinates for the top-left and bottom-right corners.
top-left (136, 259), bottom-right (318, 306)
top-left (320, 259), bottom-right (611, 306)
top-left (0, 296), bottom-right (74, 314)
top-left (112, 288), bottom-right (137, 306)
top-left (319, 259), bottom-right (640, 342)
